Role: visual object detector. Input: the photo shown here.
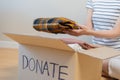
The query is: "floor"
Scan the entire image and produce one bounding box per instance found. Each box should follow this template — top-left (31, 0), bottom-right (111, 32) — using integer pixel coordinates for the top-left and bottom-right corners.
top-left (0, 48), bottom-right (18, 80)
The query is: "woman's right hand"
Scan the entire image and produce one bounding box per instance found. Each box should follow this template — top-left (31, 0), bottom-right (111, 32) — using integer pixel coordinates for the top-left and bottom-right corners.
top-left (60, 38), bottom-right (96, 50)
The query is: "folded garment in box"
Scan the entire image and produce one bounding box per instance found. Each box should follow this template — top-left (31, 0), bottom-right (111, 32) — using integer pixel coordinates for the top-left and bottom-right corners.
top-left (33, 17), bottom-right (79, 34)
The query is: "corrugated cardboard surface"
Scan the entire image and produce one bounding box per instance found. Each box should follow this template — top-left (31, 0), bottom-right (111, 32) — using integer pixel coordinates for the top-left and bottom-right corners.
top-left (5, 33), bottom-right (73, 51)
top-left (80, 47), bottom-right (120, 59)
top-left (77, 53), bottom-right (102, 80)
top-left (19, 45), bottom-right (103, 80)
top-left (5, 33), bottom-right (120, 80)
top-left (19, 45), bottom-right (76, 80)
top-left (5, 33), bottom-right (120, 59)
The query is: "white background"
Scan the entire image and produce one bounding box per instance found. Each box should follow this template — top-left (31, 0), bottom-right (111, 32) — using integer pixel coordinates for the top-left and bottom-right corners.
top-left (0, 0), bottom-right (92, 43)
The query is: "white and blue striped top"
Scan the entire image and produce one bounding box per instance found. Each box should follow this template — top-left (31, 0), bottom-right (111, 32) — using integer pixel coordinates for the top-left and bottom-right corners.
top-left (86, 0), bottom-right (120, 50)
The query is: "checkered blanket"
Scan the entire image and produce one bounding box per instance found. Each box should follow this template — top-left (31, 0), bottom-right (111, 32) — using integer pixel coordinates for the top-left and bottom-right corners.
top-left (33, 17), bottom-right (79, 34)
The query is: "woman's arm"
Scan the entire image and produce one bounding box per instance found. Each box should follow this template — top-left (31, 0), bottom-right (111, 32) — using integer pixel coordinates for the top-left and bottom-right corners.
top-left (65, 18), bottom-right (120, 39)
top-left (86, 18), bottom-right (120, 38)
top-left (85, 8), bottom-right (93, 29)
top-left (60, 38), bottom-right (97, 50)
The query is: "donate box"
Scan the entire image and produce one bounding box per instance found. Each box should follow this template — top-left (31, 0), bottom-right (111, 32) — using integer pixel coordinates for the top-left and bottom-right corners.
top-left (5, 33), bottom-right (120, 80)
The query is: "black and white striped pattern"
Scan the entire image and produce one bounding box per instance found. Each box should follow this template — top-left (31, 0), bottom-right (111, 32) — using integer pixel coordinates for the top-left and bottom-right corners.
top-left (86, 0), bottom-right (120, 50)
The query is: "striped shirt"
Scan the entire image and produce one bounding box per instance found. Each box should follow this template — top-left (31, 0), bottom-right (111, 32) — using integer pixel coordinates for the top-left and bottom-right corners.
top-left (86, 0), bottom-right (120, 50)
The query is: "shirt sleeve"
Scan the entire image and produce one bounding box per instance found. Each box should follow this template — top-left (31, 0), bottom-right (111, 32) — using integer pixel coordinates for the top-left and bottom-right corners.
top-left (86, 0), bottom-right (93, 9)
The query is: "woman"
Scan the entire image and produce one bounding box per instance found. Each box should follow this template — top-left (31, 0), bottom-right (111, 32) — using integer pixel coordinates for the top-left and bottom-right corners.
top-left (63, 0), bottom-right (120, 79)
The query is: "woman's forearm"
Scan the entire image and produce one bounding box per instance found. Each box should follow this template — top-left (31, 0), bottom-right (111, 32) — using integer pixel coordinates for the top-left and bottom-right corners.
top-left (87, 29), bottom-right (120, 38)
top-left (86, 17), bottom-right (120, 38)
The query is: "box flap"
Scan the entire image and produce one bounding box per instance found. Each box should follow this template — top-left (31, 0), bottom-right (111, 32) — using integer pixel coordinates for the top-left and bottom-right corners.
top-left (79, 47), bottom-right (120, 59)
top-left (4, 33), bottom-right (73, 51)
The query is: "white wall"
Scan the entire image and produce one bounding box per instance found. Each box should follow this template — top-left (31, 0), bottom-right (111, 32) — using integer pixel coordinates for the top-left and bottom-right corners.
top-left (0, 0), bottom-right (92, 43)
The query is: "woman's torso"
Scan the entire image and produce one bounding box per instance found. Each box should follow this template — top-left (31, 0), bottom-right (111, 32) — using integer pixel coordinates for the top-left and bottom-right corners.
top-left (91, 0), bottom-right (120, 50)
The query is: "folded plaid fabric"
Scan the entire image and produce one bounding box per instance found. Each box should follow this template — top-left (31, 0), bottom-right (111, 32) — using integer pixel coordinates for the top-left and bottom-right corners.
top-left (33, 17), bottom-right (79, 34)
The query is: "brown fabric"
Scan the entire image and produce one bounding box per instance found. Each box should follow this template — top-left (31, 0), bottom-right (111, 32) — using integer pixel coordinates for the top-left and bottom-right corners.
top-left (33, 17), bottom-right (79, 34)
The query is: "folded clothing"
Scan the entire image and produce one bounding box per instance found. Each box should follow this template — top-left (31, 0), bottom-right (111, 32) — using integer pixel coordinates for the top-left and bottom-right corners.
top-left (33, 17), bottom-right (79, 34)
top-left (68, 43), bottom-right (84, 51)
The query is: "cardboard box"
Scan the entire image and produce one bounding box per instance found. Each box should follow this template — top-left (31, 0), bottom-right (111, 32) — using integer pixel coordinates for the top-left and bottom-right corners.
top-left (5, 33), bottom-right (120, 80)
top-left (101, 77), bottom-right (108, 80)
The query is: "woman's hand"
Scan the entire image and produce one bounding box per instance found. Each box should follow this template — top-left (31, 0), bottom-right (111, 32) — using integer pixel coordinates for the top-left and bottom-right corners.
top-left (60, 38), bottom-right (96, 50)
top-left (63, 24), bottom-right (92, 36)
